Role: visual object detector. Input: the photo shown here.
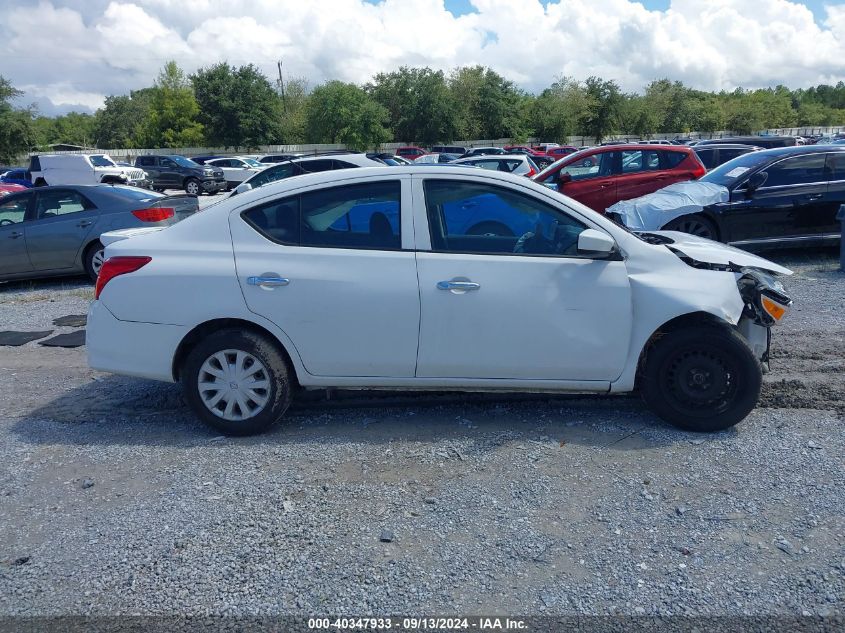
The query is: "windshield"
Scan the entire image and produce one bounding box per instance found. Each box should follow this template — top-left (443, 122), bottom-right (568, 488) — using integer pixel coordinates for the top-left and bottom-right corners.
top-left (170, 156), bottom-right (201, 168)
top-left (90, 155), bottom-right (116, 168)
top-left (242, 158), bottom-right (263, 167)
top-left (700, 152), bottom-right (771, 187)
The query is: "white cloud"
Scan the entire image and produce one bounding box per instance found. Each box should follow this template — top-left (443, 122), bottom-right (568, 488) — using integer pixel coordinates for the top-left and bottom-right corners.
top-left (2, 0), bottom-right (845, 114)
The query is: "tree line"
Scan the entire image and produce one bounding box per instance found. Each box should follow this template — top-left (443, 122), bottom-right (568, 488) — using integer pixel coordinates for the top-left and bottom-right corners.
top-left (3, 61), bottom-right (845, 163)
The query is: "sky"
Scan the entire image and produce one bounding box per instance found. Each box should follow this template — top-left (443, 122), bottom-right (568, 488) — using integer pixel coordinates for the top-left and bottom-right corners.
top-left (2, 0), bottom-right (845, 116)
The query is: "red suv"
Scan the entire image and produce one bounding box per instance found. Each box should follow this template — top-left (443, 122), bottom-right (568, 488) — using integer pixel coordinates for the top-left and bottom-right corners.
top-left (531, 144), bottom-right (705, 213)
top-left (396, 146), bottom-right (427, 160)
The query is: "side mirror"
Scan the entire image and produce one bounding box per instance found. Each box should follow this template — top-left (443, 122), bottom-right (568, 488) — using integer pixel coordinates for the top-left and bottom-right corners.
top-left (558, 172), bottom-right (572, 186)
top-left (233, 182), bottom-right (252, 196)
top-left (577, 228), bottom-right (616, 255)
top-left (745, 171), bottom-right (767, 194)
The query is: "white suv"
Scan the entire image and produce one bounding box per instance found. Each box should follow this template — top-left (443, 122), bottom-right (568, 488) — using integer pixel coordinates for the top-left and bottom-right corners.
top-left (88, 166), bottom-right (792, 436)
top-left (29, 154), bottom-right (148, 188)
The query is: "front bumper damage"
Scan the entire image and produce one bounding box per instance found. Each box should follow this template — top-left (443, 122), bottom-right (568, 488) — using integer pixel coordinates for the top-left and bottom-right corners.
top-left (736, 268), bottom-right (792, 371)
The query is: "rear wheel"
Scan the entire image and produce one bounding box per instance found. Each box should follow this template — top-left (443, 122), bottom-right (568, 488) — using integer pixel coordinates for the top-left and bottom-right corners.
top-left (83, 240), bottom-right (105, 282)
top-left (184, 178), bottom-right (201, 196)
top-left (663, 214), bottom-right (718, 240)
top-left (182, 329), bottom-right (293, 436)
top-left (640, 325), bottom-right (762, 432)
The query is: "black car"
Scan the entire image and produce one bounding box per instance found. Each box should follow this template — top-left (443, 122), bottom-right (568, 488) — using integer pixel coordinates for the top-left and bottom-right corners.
top-left (460, 147), bottom-right (506, 158)
top-left (659, 146), bottom-right (844, 248)
top-left (135, 155), bottom-right (226, 195)
top-left (696, 135), bottom-right (797, 149)
top-left (694, 144), bottom-right (761, 171)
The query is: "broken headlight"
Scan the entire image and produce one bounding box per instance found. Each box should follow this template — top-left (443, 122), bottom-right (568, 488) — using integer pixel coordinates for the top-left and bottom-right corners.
top-left (737, 268), bottom-right (792, 326)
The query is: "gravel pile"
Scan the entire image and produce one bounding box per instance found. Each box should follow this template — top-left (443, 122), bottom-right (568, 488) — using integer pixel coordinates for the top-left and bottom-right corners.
top-left (0, 248), bottom-right (842, 617)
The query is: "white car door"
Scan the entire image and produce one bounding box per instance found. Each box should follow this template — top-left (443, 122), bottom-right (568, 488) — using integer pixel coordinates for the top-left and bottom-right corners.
top-left (229, 175), bottom-right (420, 377)
top-left (413, 175), bottom-right (632, 381)
top-left (227, 159), bottom-right (258, 184)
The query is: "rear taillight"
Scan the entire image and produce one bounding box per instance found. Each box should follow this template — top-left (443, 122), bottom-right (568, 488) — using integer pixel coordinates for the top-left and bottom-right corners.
top-left (525, 167), bottom-right (535, 177)
top-left (95, 256), bottom-right (151, 299)
top-left (132, 207), bottom-right (174, 222)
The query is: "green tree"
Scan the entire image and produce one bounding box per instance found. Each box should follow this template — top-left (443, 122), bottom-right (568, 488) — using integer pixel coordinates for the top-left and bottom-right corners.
top-left (449, 66), bottom-right (529, 140)
top-left (141, 61), bottom-right (204, 148)
top-left (0, 76), bottom-right (36, 164)
top-left (33, 111), bottom-right (97, 147)
top-left (277, 76), bottom-right (310, 144)
top-left (192, 63), bottom-right (282, 148)
top-left (305, 81), bottom-right (391, 150)
top-left (369, 67), bottom-right (457, 144)
top-left (581, 77), bottom-right (623, 142)
top-left (531, 76), bottom-right (596, 141)
top-left (93, 90), bottom-right (153, 148)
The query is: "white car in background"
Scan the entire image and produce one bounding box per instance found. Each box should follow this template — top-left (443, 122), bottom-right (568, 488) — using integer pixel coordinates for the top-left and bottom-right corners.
top-left (452, 154), bottom-right (540, 177)
top-left (204, 156), bottom-right (265, 190)
top-left (88, 166), bottom-right (792, 436)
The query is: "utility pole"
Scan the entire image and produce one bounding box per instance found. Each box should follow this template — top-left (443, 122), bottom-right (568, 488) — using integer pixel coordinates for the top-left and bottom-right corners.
top-left (277, 60), bottom-right (287, 113)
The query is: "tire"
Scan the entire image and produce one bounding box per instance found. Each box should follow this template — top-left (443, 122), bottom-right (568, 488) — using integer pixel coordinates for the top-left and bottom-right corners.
top-left (184, 178), bottom-right (201, 196)
top-left (83, 240), bottom-right (105, 282)
top-left (466, 221), bottom-right (514, 237)
top-left (640, 325), bottom-right (762, 432)
top-left (182, 329), bottom-right (293, 436)
top-left (663, 214), bottom-right (718, 240)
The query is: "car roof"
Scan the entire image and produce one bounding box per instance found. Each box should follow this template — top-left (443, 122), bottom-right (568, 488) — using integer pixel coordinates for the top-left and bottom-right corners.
top-left (694, 144), bottom-right (762, 150)
top-left (749, 145), bottom-right (845, 159)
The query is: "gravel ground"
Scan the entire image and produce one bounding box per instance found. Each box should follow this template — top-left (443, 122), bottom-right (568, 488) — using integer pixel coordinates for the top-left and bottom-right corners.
top-left (0, 245), bottom-right (842, 619)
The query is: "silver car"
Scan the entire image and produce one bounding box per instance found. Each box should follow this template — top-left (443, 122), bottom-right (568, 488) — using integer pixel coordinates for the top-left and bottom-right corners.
top-left (0, 185), bottom-right (198, 282)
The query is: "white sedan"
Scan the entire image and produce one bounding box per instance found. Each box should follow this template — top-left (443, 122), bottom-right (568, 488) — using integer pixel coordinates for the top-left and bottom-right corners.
top-left (452, 154), bottom-right (540, 177)
top-left (204, 156), bottom-right (265, 189)
top-left (88, 166), bottom-right (792, 436)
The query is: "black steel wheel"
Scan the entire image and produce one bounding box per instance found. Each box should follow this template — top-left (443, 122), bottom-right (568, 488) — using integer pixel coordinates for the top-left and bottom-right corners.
top-left (640, 325), bottom-right (762, 432)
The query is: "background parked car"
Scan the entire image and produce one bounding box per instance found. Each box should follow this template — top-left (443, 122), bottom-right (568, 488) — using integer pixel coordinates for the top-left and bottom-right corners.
top-left (0, 183), bottom-right (27, 197)
top-left (253, 153), bottom-right (305, 165)
top-left (396, 146), bottom-right (427, 160)
top-left (0, 185), bottom-right (197, 282)
top-left (414, 153), bottom-right (461, 164)
top-left (532, 144), bottom-right (706, 212)
top-left (190, 155), bottom-right (224, 165)
top-left (545, 146), bottom-right (579, 161)
top-left (135, 155), bottom-right (226, 195)
top-left (204, 156), bottom-right (264, 189)
top-left (640, 145), bottom-right (845, 246)
top-left (0, 168), bottom-right (32, 188)
top-left (366, 152), bottom-right (412, 165)
top-left (232, 153), bottom-right (386, 195)
top-left (460, 147), bottom-right (506, 158)
top-left (452, 154), bottom-right (539, 177)
top-left (694, 144), bottom-right (762, 171)
top-left (430, 145), bottom-right (467, 155)
top-left (696, 136), bottom-right (797, 149)
top-left (29, 154), bottom-right (148, 188)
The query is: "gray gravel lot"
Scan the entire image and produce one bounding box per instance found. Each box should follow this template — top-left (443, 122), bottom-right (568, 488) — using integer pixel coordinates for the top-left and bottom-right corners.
top-left (0, 244), bottom-right (843, 618)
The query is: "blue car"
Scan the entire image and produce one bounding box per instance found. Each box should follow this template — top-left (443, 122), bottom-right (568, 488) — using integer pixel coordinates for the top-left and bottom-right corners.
top-left (0, 169), bottom-right (32, 188)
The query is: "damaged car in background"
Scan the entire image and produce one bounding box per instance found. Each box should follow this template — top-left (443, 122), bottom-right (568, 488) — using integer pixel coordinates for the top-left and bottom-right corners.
top-left (88, 166), bottom-right (791, 436)
top-left (608, 145), bottom-right (845, 248)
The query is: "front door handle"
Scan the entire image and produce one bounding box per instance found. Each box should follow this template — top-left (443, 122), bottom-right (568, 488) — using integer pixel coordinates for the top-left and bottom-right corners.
top-left (247, 275), bottom-right (290, 288)
top-left (77, 220), bottom-right (93, 228)
top-left (437, 280), bottom-right (480, 291)
top-left (7, 231), bottom-right (23, 239)
top-left (803, 194), bottom-right (822, 201)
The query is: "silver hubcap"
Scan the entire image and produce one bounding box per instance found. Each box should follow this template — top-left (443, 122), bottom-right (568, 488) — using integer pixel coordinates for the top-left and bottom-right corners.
top-left (198, 349), bottom-right (271, 421)
top-left (187, 181), bottom-right (199, 194)
top-left (91, 249), bottom-right (105, 275)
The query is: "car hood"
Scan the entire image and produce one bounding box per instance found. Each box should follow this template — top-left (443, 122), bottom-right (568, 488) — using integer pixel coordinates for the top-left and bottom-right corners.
top-left (654, 231), bottom-right (793, 275)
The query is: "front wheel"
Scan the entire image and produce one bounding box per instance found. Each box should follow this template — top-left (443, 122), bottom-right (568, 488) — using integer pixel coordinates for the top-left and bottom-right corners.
top-left (184, 178), bottom-right (201, 196)
top-left (182, 329), bottom-right (293, 436)
top-left (640, 325), bottom-right (762, 432)
top-left (663, 214), bottom-right (718, 240)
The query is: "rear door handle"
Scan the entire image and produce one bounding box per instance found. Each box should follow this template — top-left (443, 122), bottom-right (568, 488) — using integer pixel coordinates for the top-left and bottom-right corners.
top-left (7, 231), bottom-right (23, 239)
top-left (437, 280), bottom-right (480, 291)
top-left (803, 194), bottom-right (823, 201)
top-left (77, 220), bottom-right (93, 228)
top-left (247, 275), bottom-right (290, 288)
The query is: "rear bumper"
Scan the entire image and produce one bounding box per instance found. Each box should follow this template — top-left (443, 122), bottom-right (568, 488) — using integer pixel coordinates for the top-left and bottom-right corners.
top-left (87, 300), bottom-right (188, 383)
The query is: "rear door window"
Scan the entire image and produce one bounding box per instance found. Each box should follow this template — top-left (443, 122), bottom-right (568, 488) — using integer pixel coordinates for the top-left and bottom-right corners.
top-left (622, 150), bottom-right (661, 173)
top-left (761, 154), bottom-right (827, 188)
top-left (242, 181), bottom-right (401, 251)
top-left (826, 153), bottom-right (845, 181)
top-left (35, 190), bottom-right (94, 218)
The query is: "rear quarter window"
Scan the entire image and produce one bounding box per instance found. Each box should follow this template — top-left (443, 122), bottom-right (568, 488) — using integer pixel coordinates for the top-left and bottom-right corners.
top-left (662, 150), bottom-right (688, 168)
